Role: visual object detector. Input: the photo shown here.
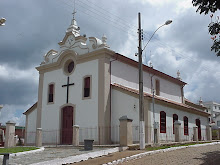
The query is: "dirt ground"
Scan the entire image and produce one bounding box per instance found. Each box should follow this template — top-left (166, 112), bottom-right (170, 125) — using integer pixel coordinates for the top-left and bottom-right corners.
top-left (71, 150), bottom-right (145, 165)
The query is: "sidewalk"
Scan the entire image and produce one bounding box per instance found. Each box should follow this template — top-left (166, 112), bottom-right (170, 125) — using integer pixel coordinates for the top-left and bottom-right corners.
top-left (0, 146), bottom-right (110, 165)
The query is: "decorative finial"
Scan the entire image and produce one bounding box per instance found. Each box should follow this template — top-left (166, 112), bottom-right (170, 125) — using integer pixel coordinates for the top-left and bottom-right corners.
top-left (149, 61), bottom-right (153, 67)
top-left (199, 97), bottom-right (203, 106)
top-left (148, 51), bottom-right (153, 68)
top-left (177, 70), bottom-right (181, 80)
top-left (102, 34), bottom-right (107, 45)
top-left (66, 2), bottom-right (80, 36)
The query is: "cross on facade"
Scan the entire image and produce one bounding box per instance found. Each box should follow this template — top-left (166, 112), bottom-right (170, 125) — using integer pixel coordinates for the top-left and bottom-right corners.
top-left (62, 77), bottom-right (74, 103)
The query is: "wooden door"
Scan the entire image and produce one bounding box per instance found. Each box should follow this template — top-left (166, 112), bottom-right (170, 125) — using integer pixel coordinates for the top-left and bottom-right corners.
top-left (196, 119), bottom-right (201, 140)
top-left (61, 106), bottom-right (73, 144)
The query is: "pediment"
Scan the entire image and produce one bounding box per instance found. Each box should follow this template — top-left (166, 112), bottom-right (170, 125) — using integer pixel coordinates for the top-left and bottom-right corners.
top-left (40, 49), bottom-right (58, 65)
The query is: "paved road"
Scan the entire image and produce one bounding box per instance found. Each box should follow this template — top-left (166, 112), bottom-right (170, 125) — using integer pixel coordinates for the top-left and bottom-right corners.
top-left (123, 144), bottom-right (220, 165)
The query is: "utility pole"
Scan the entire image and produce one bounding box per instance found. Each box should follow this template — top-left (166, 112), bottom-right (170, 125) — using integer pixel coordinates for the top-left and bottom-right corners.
top-left (138, 12), bottom-right (145, 149)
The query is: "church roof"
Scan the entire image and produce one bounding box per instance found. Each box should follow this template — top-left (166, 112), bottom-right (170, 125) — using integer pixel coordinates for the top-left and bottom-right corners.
top-left (184, 98), bottom-right (207, 110)
top-left (23, 102), bottom-right (37, 115)
top-left (114, 53), bottom-right (187, 86)
top-left (112, 83), bottom-right (209, 117)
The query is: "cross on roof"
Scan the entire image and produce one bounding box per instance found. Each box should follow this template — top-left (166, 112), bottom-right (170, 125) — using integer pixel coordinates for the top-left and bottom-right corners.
top-left (72, 0), bottom-right (76, 20)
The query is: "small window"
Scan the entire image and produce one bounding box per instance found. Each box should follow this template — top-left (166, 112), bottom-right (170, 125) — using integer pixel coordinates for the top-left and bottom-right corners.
top-left (160, 111), bottom-right (166, 133)
top-left (68, 61), bottom-right (74, 73)
top-left (184, 116), bottom-right (188, 135)
top-left (64, 59), bottom-right (75, 75)
top-left (48, 84), bottom-right (54, 103)
top-left (217, 121), bottom-right (220, 126)
top-left (219, 107), bottom-right (220, 110)
top-left (83, 76), bottom-right (91, 98)
top-left (155, 79), bottom-right (160, 96)
top-left (173, 114), bottom-right (178, 134)
top-left (215, 106), bottom-right (217, 109)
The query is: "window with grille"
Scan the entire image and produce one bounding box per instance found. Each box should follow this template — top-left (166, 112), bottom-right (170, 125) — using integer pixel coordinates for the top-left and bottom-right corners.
top-left (48, 84), bottom-right (54, 103)
top-left (173, 114), bottom-right (178, 134)
top-left (155, 80), bottom-right (160, 96)
top-left (160, 111), bottom-right (166, 133)
top-left (184, 116), bottom-right (188, 135)
top-left (84, 77), bottom-right (91, 98)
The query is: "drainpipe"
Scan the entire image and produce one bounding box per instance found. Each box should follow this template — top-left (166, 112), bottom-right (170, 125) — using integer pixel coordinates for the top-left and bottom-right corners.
top-left (109, 54), bottom-right (118, 143)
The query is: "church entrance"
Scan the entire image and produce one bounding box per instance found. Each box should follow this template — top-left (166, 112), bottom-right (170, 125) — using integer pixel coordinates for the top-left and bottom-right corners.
top-left (61, 106), bottom-right (73, 144)
top-left (196, 119), bottom-right (201, 140)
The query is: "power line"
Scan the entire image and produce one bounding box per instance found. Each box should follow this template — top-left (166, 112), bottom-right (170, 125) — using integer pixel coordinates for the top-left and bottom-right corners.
top-left (57, 0), bottom-right (216, 74)
top-left (61, 0), bottom-right (138, 37)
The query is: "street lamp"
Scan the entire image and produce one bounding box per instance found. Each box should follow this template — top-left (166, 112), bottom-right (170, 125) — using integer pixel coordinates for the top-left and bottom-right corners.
top-left (142, 20), bottom-right (172, 51)
top-left (138, 12), bottom-right (172, 149)
top-left (0, 18), bottom-right (6, 26)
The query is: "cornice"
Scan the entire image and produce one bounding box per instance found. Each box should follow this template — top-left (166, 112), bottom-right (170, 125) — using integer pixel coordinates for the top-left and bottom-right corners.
top-left (36, 48), bottom-right (115, 73)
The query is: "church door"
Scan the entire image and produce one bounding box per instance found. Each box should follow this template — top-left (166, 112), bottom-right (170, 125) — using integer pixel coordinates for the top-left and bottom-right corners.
top-left (61, 106), bottom-right (73, 144)
top-left (196, 119), bottom-right (201, 140)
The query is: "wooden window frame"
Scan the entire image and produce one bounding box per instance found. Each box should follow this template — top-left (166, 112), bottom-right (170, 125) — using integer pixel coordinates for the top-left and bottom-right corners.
top-left (48, 83), bottom-right (55, 104)
top-left (82, 75), bottom-right (92, 100)
top-left (160, 111), bottom-right (166, 133)
top-left (173, 114), bottom-right (178, 134)
top-left (155, 79), bottom-right (160, 96)
top-left (184, 116), bottom-right (188, 135)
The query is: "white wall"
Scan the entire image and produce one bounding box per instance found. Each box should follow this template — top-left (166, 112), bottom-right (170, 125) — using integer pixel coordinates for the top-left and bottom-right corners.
top-left (111, 88), bottom-right (139, 143)
top-left (111, 60), bottom-right (182, 103)
top-left (26, 108), bottom-right (37, 144)
top-left (151, 103), bottom-right (209, 142)
top-left (111, 88), bottom-right (209, 144)
top-left (41, 59), bottom-right (99, 143)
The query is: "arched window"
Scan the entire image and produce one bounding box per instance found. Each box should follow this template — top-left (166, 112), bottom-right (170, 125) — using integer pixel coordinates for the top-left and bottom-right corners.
top-left (173, 114), bottom-right (178, 134)
top-left (83, 76), bottom-right (91, 98)
top-left (48, 84), bottom-right (54, 103)
top-left (160, 111), bottom-right (166, 133)
top-left (155, 79), bottom-right (160, 96)
top-left (184, 116), bottom-right (188, 135)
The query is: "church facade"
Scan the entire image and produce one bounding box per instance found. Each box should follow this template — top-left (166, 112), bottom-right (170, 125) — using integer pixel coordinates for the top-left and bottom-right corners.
top-left (24, 13), bottom-right (210, 145)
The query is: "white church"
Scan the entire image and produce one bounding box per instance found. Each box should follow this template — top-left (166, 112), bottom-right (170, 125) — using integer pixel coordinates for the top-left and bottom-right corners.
top-left (24, 12), bottom-right (210, 145)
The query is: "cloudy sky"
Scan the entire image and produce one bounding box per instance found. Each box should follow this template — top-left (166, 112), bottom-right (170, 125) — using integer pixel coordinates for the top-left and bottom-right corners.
top-left (0, 0), bottom-right (219, 126)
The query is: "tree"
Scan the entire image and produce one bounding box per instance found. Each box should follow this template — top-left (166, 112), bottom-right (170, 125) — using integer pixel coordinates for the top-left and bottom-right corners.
top-left (192, 0), bottom-right (220, 56)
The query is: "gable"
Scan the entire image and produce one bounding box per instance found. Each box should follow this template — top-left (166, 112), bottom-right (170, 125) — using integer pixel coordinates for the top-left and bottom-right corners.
top-left (23, 102), bottom-right (37, 115)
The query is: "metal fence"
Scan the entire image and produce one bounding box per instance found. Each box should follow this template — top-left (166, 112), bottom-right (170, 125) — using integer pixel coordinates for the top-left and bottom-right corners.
top-left (24, 126), bottom-right (210, 146)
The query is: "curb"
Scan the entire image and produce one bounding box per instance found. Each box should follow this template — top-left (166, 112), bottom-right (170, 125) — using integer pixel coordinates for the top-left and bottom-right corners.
top-left (0, 147), bottom-right (45, 159)
top-left (103, 142), bottom-right (220, 165)
top-left (30, 147), bottom-right (120, 165)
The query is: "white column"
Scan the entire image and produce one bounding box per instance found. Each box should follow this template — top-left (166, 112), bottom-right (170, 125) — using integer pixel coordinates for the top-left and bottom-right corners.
top-left (206, 125), bottom-right (212, 141)
top-left (4, 121), bottom-right (16, 148)
top-left (72, 125), bottom-right (79, 146)
top-left (36, 128), bottom-right (42, 147)
top-left (119, 116), bottom-right (133, 146)
top-left (193, 126), bottom-right (198, 142)
top-left (174, 121), bottom-right (181, 142)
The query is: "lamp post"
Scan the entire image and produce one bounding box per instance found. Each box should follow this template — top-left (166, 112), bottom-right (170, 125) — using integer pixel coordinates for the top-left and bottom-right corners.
top-left (0, 105), bottom-right (3, 125)
top-left (138, 12), bottom-right (172, 149)
top-left (0, 18), bottom-right (6, 26)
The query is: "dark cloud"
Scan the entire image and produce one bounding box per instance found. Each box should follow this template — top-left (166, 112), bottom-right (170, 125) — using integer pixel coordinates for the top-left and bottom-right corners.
top-left (0, 0), bottom-right (220, 125)
top-left (0, 76), bottom-right (38, 105)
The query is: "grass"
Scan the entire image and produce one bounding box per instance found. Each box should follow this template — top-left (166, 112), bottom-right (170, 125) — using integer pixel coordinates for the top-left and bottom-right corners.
top-left (0, 147), bottom-right (39, 154)
top-left (145, 142), bottom-right (211, 151)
